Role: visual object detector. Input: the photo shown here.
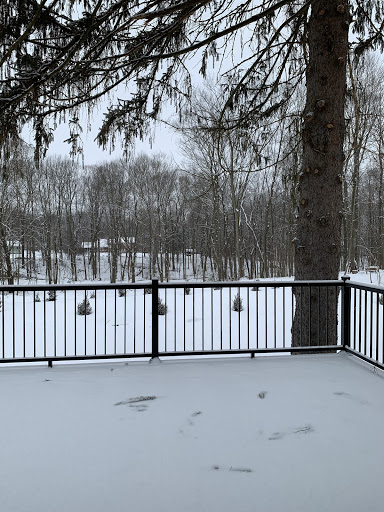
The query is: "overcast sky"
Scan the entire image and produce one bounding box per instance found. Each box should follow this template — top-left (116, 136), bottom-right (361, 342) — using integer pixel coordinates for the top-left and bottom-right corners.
top-left (47, 115), bottom-right (181, 166)
top-left (21, 103), bottom-right (182, 167)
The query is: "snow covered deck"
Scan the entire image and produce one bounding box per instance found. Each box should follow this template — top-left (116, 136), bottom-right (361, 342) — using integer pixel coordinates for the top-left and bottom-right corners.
top-left (1, 353), bottom-right (383, 512)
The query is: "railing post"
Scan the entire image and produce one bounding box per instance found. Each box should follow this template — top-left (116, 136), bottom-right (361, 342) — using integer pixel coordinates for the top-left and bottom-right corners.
top-left (341, 276), bottom-right (351, 349)
top-left (151, 279), bottom-right (159, 359)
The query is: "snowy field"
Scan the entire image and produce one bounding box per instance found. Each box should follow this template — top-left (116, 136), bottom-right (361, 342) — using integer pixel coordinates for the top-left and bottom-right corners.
top-left (0, 353), bottom-right (384, 512)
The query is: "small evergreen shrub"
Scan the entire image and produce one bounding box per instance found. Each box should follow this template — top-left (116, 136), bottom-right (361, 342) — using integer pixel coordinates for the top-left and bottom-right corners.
top-left (118, 288), bottom-right (126, 297)
top-left (47, 290), bottom-right (57, 301)
top-left (232, 293), bottom-right (244, 312)
top-left (379, 294), bottom-right (383, 305)
top-left (34, 293), bottom-right (41, 302)
top-left (90, 291), bottom-right (96, 299)
top-left (144, 288), bottom-right (152, 295)
top-left (185, 287), bottom-right (191, 295)
top-left (158, 297), bottom-right (168, 315)
top-left (77, 297), bottom-right (92, 315)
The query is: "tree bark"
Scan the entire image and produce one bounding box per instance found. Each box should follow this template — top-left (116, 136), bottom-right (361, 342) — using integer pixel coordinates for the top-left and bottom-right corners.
top-left (293, 0), bottom-right (349, 347)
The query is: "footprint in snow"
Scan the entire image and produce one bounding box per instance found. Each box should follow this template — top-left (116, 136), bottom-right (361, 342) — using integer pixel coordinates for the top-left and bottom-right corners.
top-left (211, 465), bottom-right (253, 473)
top-left (179, 411), bottom-right (203, 436)
top-left (114, 395), bottom-right (157, 411)
top-left (268, 432), bottom-right (284, 441)
top-left (333, 391), bottom-right (369, 406)
top-left (268, 424), bottom-right (314, 441)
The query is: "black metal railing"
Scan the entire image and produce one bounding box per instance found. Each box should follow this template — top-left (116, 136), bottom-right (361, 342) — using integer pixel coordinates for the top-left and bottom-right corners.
top-left (0, 278), bottom-right (383, 368)
top-left (342, 279), bottom-right (384, 369)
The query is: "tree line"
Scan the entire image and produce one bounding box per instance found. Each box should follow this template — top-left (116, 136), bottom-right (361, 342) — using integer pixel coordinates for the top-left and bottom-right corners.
top-left (1, 54), bottom-right (384, 285)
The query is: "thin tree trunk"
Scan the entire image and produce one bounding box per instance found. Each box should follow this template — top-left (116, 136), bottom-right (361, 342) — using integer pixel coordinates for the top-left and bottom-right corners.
top-left (0, 224), bottom-right (13, 285)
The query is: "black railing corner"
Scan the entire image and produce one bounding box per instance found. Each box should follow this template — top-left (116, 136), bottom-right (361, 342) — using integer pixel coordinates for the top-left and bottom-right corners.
top-left (341, 276), bottom-right (351, 349)
top-left (151, 278), bottom-right (159, 359)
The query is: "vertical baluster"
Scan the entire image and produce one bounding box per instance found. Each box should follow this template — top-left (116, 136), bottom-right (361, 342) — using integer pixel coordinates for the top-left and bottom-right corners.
top-left (193, 287), bottom-right (195, 351)
top-left (124, 288), bottom-right (127, 354)
top-left (382, 292), bottom-right (384, 365)
top-left (369, 291), bottom-right (373, 359)
top-left (265, 287), bottom-right (268, 348)
top-left (247, 286), bottom-right (250, 350)
top-left (358, 289), bottom-right (362, 353)
top-left (44, 290), bottom-right (46, 358)
top-left (74, 289), bottom-right (77, 356)
top-left (94, 290), bottom-right (97, 355)
top-left (317, 287), bottom-right (320, 346)
top-left (220, 287), bottom-right (223, 350)
top-left (256, 285), bottom-right (259, 349)
top-left (104, 289), bottom-right (107, 355)
top-left (202, 288), bottom-right (205, 351)
top-left (151, 279), bottom-right (159, 358)
top-left (364, 290), bottom-right (367, 356)
top-left (325, 287), bottom-right (329, 345)
top-left (274, 287), bottom-right (277, 349)
top-left (142, 288), bottom-right (145, 353)
top-left (165, 288), bottom-right (168, 353)
top-left (375, 291), bottom-right (379, 362)
top-left (134, 289), bottom-right (137, 353)
top-left (211, 287), bottom-right (214, 351)
top-left (174, 288), bottom-right (176, 352)
top-left (23, 291), bottom-right (26, 358)
top-left (238, 287), bottom-right (241, 350)
top-left (335, 285), bottom-right (338, 345)
top-left (229, 287), bottom-right (232, 350)
top-left (33, 291), bottom-right (36, 357)
top-left (64, 290), bottom-right (67, 357)
top-left (114, 289), bottom-right (117, 355)
top-left (309, 286), bottom-right (312, 347)
top-left (12, 290), bottom-right (15, 358)
top-left (183, 285), bottom-right (186, 352)
top-left (353, 288), bottom-right (357, 351)
top-left (291, 286), bottom-right (294, 349)
top-left (282, 287), bottom-right (286, 349)
top-left (84, 290), bottom-right (87, 356)
top-left (54, 289), bottom-right (57, 357)
top-left (2, 290), bottom-right (5, 358)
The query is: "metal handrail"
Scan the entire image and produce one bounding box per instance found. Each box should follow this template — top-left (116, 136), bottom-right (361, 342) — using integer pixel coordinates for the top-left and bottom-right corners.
top-left (0, 278), bottom-right (383, 368)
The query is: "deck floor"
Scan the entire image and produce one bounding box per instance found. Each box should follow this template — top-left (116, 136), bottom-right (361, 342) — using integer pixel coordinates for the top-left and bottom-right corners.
top-left (0, 353), bottom-right (383, 512)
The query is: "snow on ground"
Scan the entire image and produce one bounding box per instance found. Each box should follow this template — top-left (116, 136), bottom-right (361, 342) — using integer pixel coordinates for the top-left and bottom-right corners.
top-left (1, 353), bottom-right (384, 512)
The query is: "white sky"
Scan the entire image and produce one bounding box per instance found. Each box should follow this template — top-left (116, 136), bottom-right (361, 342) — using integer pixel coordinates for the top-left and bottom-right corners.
top-left (46, 116), bottom-right (182, 166)
top-left (22, 104), bottom-right (183, 166)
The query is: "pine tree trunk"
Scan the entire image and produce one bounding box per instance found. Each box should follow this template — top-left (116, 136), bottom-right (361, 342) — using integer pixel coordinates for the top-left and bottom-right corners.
top-left (292, 0), bottom-right (349, 347)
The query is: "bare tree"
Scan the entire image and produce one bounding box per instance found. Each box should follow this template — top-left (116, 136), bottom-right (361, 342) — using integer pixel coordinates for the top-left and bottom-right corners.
top-left (342, 55), bottom-right (383, 270)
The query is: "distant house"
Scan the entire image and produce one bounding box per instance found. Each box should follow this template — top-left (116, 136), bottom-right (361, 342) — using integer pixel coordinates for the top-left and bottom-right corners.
top-left (81, 239), bottom-right (109, 254)
top-left (81, 238), bottom-right (135, 254)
